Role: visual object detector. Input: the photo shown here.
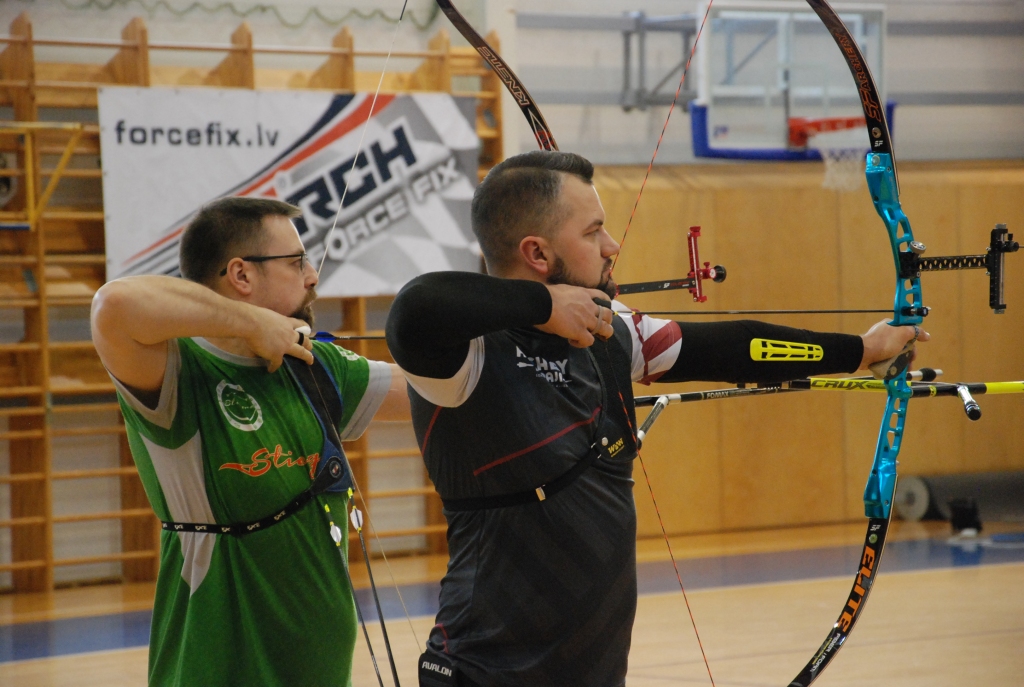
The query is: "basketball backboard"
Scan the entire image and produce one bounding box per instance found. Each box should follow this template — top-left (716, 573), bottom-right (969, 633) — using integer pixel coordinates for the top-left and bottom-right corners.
top-left (691, 0), bottom-right (889, 160)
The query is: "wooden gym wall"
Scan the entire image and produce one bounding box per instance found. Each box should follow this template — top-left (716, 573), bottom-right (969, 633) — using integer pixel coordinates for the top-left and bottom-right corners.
top-left (0, 12), bottom-right (502, 592)
top-left (597, 162), bottom-right (1024, 538)
top-left (1, 11), bottom-right (1021, 591)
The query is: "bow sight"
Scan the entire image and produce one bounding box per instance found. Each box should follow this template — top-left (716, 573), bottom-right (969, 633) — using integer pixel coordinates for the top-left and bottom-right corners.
top-left (899, 223), bottom-right (1019, 314)
top-left (616, 223), bottom-right (1018, 315)
top-left (615, 226), bottom-right (727, 302)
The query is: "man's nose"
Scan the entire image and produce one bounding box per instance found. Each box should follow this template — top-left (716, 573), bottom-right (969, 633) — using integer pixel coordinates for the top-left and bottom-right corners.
top-left (602, 232), bottom-right (621, 257)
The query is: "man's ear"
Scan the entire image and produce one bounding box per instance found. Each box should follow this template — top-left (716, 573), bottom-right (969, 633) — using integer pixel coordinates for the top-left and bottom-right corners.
top-left (222, 258), bottom-right (254, 297)
top-left (519, 236), bottom-right (553, 276)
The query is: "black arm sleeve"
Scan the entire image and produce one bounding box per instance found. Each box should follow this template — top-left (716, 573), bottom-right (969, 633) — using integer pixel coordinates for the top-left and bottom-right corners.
top-left (658, 320), bottom-right (863, 384)
top-left (385, 271), bottom-right (552, 379)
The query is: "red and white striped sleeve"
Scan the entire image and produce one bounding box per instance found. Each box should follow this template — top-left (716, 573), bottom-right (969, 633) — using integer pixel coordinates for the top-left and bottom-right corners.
top-left (611, 300), bottom-right (682, 384)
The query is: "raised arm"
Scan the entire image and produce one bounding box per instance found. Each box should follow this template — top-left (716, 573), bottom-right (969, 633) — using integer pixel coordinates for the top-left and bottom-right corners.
top-left (617, 310), bottom-right (926, 386)
top-left (385, 271), bottom-right (611, 379)
top-left (91, 275), bottom-right (312, 391)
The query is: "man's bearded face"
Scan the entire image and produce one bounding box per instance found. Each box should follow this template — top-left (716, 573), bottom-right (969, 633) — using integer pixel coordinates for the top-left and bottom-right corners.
top-left (548, 255), bottom-right (617, 300)
top-left (291, 287), bottom-right (317, 326)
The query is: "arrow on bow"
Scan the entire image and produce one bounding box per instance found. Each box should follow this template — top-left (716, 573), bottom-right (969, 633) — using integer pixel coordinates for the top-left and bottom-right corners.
top-left (615, 225), bottom-right (728, 302)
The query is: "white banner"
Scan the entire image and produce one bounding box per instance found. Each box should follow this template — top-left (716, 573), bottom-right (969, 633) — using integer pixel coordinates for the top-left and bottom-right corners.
top-left (98, 87), bottom-right (480, 296)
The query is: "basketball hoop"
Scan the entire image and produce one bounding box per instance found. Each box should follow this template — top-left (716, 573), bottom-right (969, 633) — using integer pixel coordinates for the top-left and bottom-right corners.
top-left (790, 117), bottom-right (871, 192)
top-left (812, 137), bottom-right (869, 192)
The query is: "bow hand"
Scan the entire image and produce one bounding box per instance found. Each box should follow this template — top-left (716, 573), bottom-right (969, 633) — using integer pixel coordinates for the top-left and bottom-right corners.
top-left (861, 319), bottom-right (929, 379)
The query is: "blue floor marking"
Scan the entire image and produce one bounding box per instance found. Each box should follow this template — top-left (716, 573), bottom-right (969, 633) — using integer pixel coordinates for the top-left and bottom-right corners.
top-left (635, 532), bottom-right (1024, 595)
top-left (3, 533), bottom-right (1022, 663)
top-left (0, 610), bottom-right (151, 663)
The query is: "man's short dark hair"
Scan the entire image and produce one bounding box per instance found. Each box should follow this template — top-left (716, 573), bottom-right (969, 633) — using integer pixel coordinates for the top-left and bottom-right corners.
top-left (471, 150), bottom-right (594, 272)
top-left (179, 197), bottom-right (301, 286)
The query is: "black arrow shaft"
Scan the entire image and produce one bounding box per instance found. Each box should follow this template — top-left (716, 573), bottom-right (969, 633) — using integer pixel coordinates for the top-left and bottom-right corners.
top-left (616, 277), bottom-right (698, 295)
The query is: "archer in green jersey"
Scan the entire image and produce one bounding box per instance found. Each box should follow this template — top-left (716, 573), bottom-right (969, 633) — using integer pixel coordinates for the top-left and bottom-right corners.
top-left (92, 197), bottom-right (410, 686)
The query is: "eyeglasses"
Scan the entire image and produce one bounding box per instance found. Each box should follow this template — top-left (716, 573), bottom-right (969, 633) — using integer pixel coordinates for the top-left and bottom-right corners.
top-left (219, 252), bottom-right (308, 276)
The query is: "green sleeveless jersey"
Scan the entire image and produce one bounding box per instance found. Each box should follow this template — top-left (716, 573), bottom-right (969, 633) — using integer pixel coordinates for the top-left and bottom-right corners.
top-left (115, 337), bottom-right (391, 687)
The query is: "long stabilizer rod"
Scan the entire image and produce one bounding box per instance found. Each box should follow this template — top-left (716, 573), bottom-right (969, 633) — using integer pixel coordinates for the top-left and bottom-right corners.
top-left (634, 369), bottom-right (1023, 430)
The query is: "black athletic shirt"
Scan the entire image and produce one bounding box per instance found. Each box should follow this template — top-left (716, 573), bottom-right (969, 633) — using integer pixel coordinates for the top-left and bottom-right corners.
top-left (386, 271), bottom-right (863, 687)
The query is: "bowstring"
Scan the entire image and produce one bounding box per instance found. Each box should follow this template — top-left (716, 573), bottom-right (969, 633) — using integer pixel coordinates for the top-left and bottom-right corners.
top-left (606, 367), bottom-right (716, 687)
top-left (599, 6), bottom-right (719, 684)
top-left (634, 446), bottom-right (716, 686)
top-left (349, 467), bottom-right (423, 648)
top-left (610, 2), bottom-right (716, 275)
top-left (324, 502), bottom-right (387, 687)
top-left (316, 0), bottom-right (411, 277)
top-left (347, 489), bottom-right (402, 687)
top-left (307, 0), bottom-right (424, 658)
top-left (304, 369), bottom-right (422, 681)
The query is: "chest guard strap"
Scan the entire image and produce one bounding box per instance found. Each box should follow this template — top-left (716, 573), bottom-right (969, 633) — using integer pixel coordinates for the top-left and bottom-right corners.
top-left (441, 336), bottom-right (638, 512)
top-left (160, 352), bottom-right (351, 537)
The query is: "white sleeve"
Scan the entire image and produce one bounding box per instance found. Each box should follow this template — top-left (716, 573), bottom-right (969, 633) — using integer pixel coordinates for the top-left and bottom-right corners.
top-left (400, 337), bottom-right (484, 408)
top-left (339, 360), bottom-right (392, 441)
top-left (611, 300), bottom-right (682, 384)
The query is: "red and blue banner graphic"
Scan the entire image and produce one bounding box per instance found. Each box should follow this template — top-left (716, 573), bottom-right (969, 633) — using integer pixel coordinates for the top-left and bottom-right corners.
top-left (99, 87), bottom-right (480, 296)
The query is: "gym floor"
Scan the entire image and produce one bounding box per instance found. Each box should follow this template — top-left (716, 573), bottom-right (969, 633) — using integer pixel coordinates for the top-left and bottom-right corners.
top-left (3, 520), bottom-right (1023, 686)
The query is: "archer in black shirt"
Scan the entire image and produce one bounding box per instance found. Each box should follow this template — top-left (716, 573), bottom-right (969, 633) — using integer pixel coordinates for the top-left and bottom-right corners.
top-left (386, 151), bottom-right (925, 687)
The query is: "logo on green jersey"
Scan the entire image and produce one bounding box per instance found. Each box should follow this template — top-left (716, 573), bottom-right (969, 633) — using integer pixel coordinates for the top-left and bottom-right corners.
top-left (216, 380), bottom-right (264, 431)
top-left (337, 347), bottom-right (360, 362)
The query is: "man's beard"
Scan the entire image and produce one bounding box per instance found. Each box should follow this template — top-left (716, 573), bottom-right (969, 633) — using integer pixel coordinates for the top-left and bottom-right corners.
top-left (291, 287), bottom-right (317, 326)
top-left (548, 256), bottom-right (617, 300)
